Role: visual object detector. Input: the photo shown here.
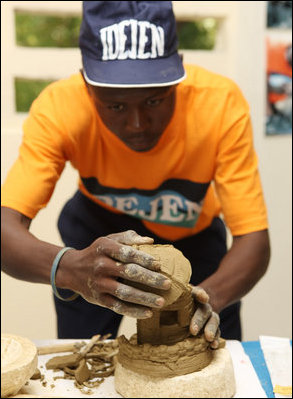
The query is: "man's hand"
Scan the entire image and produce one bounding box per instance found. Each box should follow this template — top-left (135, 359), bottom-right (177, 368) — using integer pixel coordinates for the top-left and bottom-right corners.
top-left (58, 230), bottom-right (171, 319)
top-left (190, 286), bottom-right (220, 349)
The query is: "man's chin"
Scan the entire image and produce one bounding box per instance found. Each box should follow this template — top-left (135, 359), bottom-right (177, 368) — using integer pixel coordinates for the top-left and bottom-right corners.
top-left (125, 138), bottom-right (159, 152)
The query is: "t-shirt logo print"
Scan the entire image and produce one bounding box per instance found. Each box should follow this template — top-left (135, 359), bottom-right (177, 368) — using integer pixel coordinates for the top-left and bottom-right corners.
top-left (82, 177), bottom-right (209, 228)
top-left (100, 20), bottom-right (165, 61)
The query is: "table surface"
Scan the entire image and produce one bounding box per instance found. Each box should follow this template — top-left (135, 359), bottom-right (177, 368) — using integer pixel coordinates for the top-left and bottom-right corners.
top-left (242, 341), bottom-right (274, 398)
top-left (13, 339), bottom-right (276, 398)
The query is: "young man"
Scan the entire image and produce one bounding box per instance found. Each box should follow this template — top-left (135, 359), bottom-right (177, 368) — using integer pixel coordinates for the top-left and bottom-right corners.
top-left (1, 1), bottom-right (270, 344)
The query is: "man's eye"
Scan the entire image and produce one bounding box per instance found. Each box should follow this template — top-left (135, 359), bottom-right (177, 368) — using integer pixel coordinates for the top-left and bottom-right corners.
top-left (108, 104), bottom-right (124, 112)
top-left (146, 99), bottom-right (163, 107)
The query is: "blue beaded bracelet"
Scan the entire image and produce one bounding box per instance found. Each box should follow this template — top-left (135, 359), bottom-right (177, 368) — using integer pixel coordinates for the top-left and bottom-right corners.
top-left (50, 247), bottom-right (79, 301)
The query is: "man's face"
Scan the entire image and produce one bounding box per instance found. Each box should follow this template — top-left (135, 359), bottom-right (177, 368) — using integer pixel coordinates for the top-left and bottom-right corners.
top-left (87, 83), bottom-right (176, 152)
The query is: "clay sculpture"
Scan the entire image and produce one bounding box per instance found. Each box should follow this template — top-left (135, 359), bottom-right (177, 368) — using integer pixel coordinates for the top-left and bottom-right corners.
top-left (114, 244), bottom-right (236, 398)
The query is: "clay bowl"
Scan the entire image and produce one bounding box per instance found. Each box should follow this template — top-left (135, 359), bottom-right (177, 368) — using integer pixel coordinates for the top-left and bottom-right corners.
top-left (1, 333), bottom-right (38, 397)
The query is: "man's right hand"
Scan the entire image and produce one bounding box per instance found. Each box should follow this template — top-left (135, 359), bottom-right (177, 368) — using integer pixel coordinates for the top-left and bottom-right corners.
top-left (57, 230), bottom-right (171, 318)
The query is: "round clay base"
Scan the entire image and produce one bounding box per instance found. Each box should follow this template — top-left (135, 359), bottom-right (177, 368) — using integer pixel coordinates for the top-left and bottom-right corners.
top-left (115, 347), bottom-right (236, 398)
top-left (1, 334), bottom-right (38, 398)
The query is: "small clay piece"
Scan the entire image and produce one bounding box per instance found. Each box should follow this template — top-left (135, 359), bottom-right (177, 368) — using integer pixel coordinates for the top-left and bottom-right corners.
top-left (1, 333), bottom-right (38, 397)
top-left (74, 359), bottom-right (90, 384)
top-left (79, 334), bottom-right (101, 355)
top-left (30, 368), bottom-right (41, 380)
top-left (45, 353), bottom-right (81, 369)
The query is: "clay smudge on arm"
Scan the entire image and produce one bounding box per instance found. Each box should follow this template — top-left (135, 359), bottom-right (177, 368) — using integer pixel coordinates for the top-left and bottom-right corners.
top-left (87, 277), bottom-right (99, 301)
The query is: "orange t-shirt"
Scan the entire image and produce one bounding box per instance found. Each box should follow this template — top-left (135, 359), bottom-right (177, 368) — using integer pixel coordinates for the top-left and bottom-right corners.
top-left (1, 64), bottom-right (268, 240)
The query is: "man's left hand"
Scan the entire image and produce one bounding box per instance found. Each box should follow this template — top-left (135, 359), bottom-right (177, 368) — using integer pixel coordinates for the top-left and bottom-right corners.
top-left (190, 286), bottom-right (220, 349)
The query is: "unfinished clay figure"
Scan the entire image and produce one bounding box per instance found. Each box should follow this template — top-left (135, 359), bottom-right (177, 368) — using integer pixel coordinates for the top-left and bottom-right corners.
top-left (115, 244), bottom-right (236, 398)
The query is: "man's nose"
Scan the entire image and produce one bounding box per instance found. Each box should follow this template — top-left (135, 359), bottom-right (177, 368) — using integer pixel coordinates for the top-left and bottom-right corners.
top-left (126, 107), bottom-right (148, 131)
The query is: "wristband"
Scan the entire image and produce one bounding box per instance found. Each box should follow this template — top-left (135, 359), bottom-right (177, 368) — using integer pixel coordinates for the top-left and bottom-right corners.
top-left (50, 247), bottom-right (79, 301)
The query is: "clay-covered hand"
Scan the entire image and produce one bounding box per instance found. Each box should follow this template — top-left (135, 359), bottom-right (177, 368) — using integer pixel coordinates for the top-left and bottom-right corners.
top-left (190, 286), bottom-right (220, 349)
top-left (59, 230), bottom-right (171, 318)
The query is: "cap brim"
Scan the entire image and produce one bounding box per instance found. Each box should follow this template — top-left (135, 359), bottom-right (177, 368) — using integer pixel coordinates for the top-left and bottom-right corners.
top-left (82, 52), bottom-right (186, 87)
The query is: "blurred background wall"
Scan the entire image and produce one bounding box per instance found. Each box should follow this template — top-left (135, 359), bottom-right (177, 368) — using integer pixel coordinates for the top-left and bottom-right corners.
top-left (1, 1), bottom-right (292, 341)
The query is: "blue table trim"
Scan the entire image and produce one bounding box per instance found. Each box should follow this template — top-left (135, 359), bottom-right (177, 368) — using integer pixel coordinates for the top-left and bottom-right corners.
top-left (242, 341), bottom-right (274, 398)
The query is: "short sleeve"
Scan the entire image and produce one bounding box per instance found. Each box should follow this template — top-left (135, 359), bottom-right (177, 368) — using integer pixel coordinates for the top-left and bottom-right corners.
top-left (1, 86), bottom-right (71, 218)
top-left (214, 83), bottom-right (269, 235)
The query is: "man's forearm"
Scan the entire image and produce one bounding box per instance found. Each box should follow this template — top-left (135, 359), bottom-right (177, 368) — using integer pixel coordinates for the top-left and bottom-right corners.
top-left (199, 229), bottom-right (270, 313)
top-left (1, 207), bottom-right (62, 284)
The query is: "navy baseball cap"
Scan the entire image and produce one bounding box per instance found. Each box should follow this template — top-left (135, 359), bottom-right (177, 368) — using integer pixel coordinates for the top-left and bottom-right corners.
top-left (79, 1), bottom-right (186, 87)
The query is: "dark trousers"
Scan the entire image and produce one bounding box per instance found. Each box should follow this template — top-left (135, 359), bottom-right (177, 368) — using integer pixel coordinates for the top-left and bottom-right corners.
top-left (55, 190), bottom-right (242, 340)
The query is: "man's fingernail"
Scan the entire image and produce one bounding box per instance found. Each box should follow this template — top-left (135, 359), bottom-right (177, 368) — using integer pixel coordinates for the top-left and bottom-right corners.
top-left (152, 261), bottom-right (161, 270)
top-left (155, 297), bottom-right (165, 307)
top-left (192, 325), bottom-right (198, 335)
top-left (210, 340), bottom-right (219, 349)
top-left (162, 279), bottom-right (171, 289)
top-left (134, 236), bottom-right (153, 243)
top-left (206, 332), bottom-right (214, 342)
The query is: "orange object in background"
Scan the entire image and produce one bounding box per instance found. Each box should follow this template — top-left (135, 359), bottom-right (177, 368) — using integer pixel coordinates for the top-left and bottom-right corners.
top-left (266, 38), bottom-right (292, 104)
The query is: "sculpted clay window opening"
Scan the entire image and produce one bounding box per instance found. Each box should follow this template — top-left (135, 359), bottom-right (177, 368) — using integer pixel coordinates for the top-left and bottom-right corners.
top-left (160, 310), bottom-right (178, 326)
